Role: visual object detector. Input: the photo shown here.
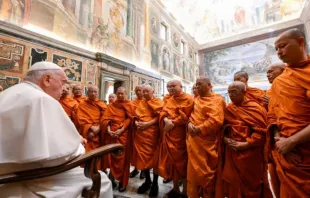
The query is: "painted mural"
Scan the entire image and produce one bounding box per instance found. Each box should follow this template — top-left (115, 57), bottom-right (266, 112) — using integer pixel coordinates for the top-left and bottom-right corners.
top-left (162, 47), bottom-right (170, 72)
top-left (0, 0), bottom-right (31, 25)
top-left (173, 32), bottom-right (180, 48)
top-left (29, 48), bottom-right (47, 67)
top-left (0, 39), bottom-right (25, 73)
top-left (173, 54), bottom-right (181, 76)
top-left (86, 61), bottom-right (97, 84)
top-left (151, 16), bottom-right (159, 35)
top-left (0, 73), bottom-right (20, 89)
top-left (151, 40), bottom-right (159, 69)
top-left (53, 54), bottom-right (82, 82)
top-left (204, 37), bottom-right (280, 87)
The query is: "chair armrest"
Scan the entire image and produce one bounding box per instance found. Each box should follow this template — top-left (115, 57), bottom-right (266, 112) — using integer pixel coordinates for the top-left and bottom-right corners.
top-left (0, 143), bottom-right (123, 184)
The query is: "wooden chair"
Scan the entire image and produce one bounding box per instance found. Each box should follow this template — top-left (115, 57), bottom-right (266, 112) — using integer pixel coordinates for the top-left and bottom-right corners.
top-left (0, 143), bottom-right (123, 198)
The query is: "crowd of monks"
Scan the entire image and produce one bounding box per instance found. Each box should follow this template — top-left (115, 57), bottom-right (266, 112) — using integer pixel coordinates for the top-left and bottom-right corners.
top-left (56, 28), bottom-right (310, 198)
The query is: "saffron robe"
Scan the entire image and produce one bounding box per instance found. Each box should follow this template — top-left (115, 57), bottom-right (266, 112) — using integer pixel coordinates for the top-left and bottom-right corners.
top-left (100, 100), bottom-right (133, 188)
top-left (267, 60), bottom-right (310, 197)
top-left (187, 93), bottom-right (225, 196)
top-left (246, 87), bottom-right (265, 107)
top-left (221, 99), bottom-right (272, 198)
top-left (132, 98), bottom-right (164, 170)
top-left (73, 95), bottom-right (87, 104)
top-left (163, 94), bottom-right (171, 104)
top-left (158, 93), bottom-right (194, 181)
top-left (59, 96), bottom-right (79, 121)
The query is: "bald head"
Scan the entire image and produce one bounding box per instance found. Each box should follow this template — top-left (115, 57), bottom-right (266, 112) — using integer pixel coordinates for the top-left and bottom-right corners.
top-left (267, 63), bottom-right (286, 83)
top-left (24, 62), bottom-right (67, 100)
top-left (108, 93), bottom-right (116, 103)
top-left (167, 80), bottom-right (182, 96)
top-left (135, 85), bottom-right (144, 99)
top-left (275, 28), bottom-right (308, 65)
top-left (166, 80), bottom-right (172, 95)
top-left (72, 84), bottom-right (83, 97)
top-left (228, 81), bottom-right (246, 105)
top-left (0, 85), bottom-right (3, 93)
top-left (192, 83), bottom-right (198, 97)
top-left (234, 71), bottom-right (249, 85)
top-left (196, 76), bottom-right (212, 97)
top-left (87, 85), bottom-right (99, 100)
top-left (116, 86), bottom-right (127, 101)
top-left (143, 85), bottom-right (154, 100)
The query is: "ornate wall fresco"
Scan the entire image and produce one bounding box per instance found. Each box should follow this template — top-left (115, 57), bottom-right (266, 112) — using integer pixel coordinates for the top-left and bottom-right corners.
top-left (53, 54), bottom-right (83, 82)
top-left (29, 48), bottom-right (47, 67)
top-left (0, 0), bottom-right (31, 25)
top-left (0, 38), bottom-right (25, 73)
top-left (86, 61), bottom-right (97, 84)
top-left (203, 36), bottom-right (280, 89)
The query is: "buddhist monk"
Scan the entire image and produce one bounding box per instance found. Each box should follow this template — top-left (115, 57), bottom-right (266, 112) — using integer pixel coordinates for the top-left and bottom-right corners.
top-left (73, 84), bottom-right (87, 103)
top-left (267, 28), bottom-right (310, 197)
top-left (0, 85), bottom-right (3, 93)
top-left (192, 83), bottom-right (198, 98)
top-left (187, 76), bottom-right (225, 198)
top-left (76, 85), bottom-right (107, 169)
top-left (100, 87), bottom-right (133, 192)
top-left (219, 81), bottom-right (272, 198)
top-left (59, 83), bottom-right (79, 121)
top-left (163, 80), bottom-right (172, 104)
top-left (158, 80), bottom-right (194, 197)
top-left (132, 85), bottom-right (164, 197)
top-left (108, 93), bottom-right (116, 104)
top-left (261, 63), bottom-right (285, 107)
top-left (234, 71), bottom-right (265, 106)
top-left (130, 85), bottom-right (145, 179)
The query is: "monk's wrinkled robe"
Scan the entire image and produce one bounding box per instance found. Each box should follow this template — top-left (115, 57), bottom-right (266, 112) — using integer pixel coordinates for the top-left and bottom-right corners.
top-left (59, 96), bottom-right (79, 121)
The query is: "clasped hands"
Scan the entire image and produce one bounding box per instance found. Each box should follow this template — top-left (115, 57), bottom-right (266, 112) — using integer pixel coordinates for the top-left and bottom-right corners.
top-left (274, 136), bottom-right (301, 164)
top-left (87, 125), bottom-right (100, 140)
top-left (261, 94), bottom-right (270, 106)
top-left (187, 122), bottom-right (201, 136)
top-left (107, 125), bottom-right (124, 138)
top-left (164, 117), bottom-right (174, 133)
top-left (224, 137), bottom-right (250, 151)
top-left (135, 121), bottom-right (151, 131)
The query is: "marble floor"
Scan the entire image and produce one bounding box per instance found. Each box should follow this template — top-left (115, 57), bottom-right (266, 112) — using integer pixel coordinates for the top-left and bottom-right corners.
top-left (113, 168), bottom-right (175, 198)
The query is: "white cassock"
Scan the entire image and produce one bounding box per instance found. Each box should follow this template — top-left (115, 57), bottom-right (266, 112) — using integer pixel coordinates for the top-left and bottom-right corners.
top-left (0, 82), bottom-right (113, 198)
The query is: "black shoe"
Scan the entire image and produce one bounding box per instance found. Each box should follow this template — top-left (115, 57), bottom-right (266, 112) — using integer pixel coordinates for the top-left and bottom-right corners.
top-left (137, 181), bottom-right (152, 194)
top-left (118, 182), bottom-right (126, 192)
top-left (163, 178), bottom-right (172, 183)
top-left (148, 183), bottom-right (159, 197)
top-left (130, 169), bottom-right (140, 178)
top-left (179, 194), bottom-right (188, 198)
top-left (164, 189), bottom-right (181, 198)
top-left (108, 173), bottom-right (117, 189)
top-left (111, 180), bottom-right (117, 189)
top-left (140, 170), bottom-right (146, 179)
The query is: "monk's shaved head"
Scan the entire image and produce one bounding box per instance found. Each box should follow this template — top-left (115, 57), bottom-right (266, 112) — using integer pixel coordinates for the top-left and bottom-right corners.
top-left (196, 76), bottom-right (212, 97)
top-left (267, 63), bottom-right (286, 84)
top-left (228, 81), bottom-right (246, 92)
top-left (116, 86), bottom-right (127, 101)
top-left (72, 84), bottom-right (83, 97)
top-left (192, 83), bottom-right (198, 97)
top-left (135, 85), bottom-right (144, 99)
top-left (234, 71), bottom-right (249, 85)
top-left (228, 81), bottom-right (246, 105)
top-left (143, 85), bottom-right (154, 100)
top-left (144, 84), bottom-right (154, 93)
top-left (88, 85), bottom-right (99, 100)
top-left (275, 28), bottom-right (308, 65)
top-left (167, 80), bottom-right (183, 96)
top-left (108, 93), bottom-right (116, 103)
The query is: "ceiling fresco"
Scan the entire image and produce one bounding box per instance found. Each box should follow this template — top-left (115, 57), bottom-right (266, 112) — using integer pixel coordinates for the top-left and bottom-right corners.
top-left (161, 0), bottom-right (306, 44)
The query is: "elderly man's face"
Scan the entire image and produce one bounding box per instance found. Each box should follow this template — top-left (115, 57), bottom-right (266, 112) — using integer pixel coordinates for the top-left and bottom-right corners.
top-left (43, 70), bottom-right (68, 100)
top-left (88, 87), bottom-right (98, 100)
top-left (233, 74), bottom-right (247, 84)
top-left (72, 86), bottom-right (83, 97)
top-left (228, 85), bottom-right (245, 105)
top-left (108, 94), bottom-right (116, 103)
top-left (116, 89), bottom-right (126, 101)
top-left (143, 87), bottom-right (153, 100)
top-left (135, 87), bottom-right (143, 99)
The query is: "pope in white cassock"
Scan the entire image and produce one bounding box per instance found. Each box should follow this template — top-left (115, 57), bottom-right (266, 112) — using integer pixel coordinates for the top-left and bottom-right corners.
top-left (0, 62), bottom-right (113, 198)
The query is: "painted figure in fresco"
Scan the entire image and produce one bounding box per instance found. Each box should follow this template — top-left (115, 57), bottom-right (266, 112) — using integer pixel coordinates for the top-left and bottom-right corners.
top-left (174, 55), bottom-right (181, 76)
top-left (163, 48), bottom-right (170, 71)
top-left (151, 17), bottom-right (158, 34)
top-left (173, 33), bottom-right (180, 48)
top-left (62, 0), bottom-right (76, 15)
top-left (91, 18), bottom-right (110, 51)
top-left (151, 40), bottom-right (159, 69)
top-left (0, 0), bottom-right (26, 25)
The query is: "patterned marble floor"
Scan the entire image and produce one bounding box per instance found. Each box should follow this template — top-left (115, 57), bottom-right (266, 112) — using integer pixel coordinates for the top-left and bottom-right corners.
top-left (113, 168), bottom-right (175, 198)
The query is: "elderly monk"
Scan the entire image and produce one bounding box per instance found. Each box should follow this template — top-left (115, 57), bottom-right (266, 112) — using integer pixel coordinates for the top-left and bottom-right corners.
top-left (234, 71), bottom-right (265, 107)
top-left (132, 85), bottom-right (164, 197)
top-left (219, 81), bottom-right (271, 198)
top-left (163, 80), bottom-right (172, 104)
top-left (187, 76), bottom-right (225, 198)
top-left (130, 85), bottom-right (145, 179)
top-left (267, 28), bottom-right (310, 197)
top-left (261, 63), bottom-right (286, 107)
top-left (76, 85), bottom-right (107, 168)
top-left (158, 80), bottom-right (194, 197)
top-left (59, 83), bottom-right (79, 121)
top-left (192, 83), bottom-right (198, 98)
top-left (101, 87), bottom-right (133, 192)
top-left (0, 85), bottom-right (3, 93)
top-left (73, 84), bottom-right (87, 103)
top-left (0, 62), bottom-right (112, 197)
top-left (108, 93), bottom-right (116, 104)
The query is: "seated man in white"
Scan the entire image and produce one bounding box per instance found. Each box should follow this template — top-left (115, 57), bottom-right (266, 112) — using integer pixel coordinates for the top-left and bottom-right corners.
top-left (0, 62), bottom-right (113, 198)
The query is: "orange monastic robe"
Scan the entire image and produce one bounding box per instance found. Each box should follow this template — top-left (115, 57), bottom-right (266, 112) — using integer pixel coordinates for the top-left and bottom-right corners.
top-left (100, 100), bottom-right (133, 188)
top-left (246, 87), bottom-right (265, 106)
top-left (158, 93), bottom-right (194, 182)
top-left (163, 94), bottom-right (171, 104)
top-left (131, 98), bottom-right (143, 110)
top-left (187, 94), bottom-right (225, 197)
top-left (76, 99), bottom-right (107, 154)
top-left (220, 99), bottom-right (272, 198)
top-left (265, 88), bottom-right (272, 98)
top-left (74, 96), bottom-right (87, 104)
top-left (268, 60), bottom-right (310, 197)
top-left (132, 98), bottom-right (164, 170)
top-left (59, 96), bottom-right (79, 121)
